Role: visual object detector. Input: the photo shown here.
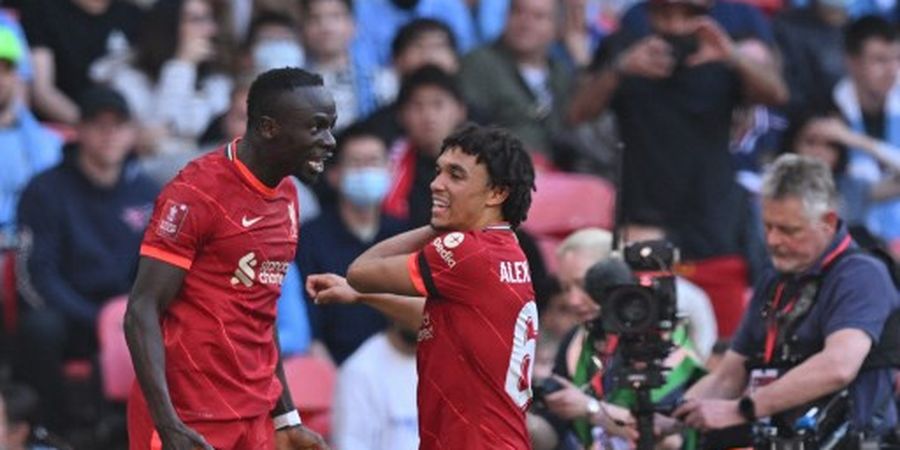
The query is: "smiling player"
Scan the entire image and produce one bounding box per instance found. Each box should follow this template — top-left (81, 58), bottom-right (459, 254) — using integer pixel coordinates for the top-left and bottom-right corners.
top-left (124, 68), bottom-right (334, 450)
top-left (308, 124), bottom-right (538, 449)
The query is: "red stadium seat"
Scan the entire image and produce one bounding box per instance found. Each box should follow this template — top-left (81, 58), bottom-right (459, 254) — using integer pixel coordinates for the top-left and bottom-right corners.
top-left (282, 355), bottom-right (336, 439)
top-left (97, 296), bottom-right (134, 402)
top-left (521, 172), bottom-right (616, 240)
top-left (676, 256), bottom-right (750, 338)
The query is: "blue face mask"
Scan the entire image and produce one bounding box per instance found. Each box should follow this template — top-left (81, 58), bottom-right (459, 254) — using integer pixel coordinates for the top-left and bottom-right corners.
top-left (340, 167), bottom-right (391, 207)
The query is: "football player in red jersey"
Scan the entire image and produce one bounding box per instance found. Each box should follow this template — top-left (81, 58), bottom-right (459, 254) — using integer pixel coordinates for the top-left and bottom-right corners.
top-left (308, 124), bottom-right (538, 449)
top-left (124, 68), bottom-right (334, 450)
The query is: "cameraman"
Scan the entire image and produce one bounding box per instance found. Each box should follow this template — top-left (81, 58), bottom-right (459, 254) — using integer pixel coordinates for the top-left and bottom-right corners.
top-left (542, 228), bottom-right (708, 449)
top-left (674, 155), bottom-right (900, 444)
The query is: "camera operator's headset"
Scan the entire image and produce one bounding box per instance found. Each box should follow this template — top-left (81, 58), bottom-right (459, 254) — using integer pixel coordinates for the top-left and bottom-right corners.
top-left (747, 236), bottom-right (900, 448)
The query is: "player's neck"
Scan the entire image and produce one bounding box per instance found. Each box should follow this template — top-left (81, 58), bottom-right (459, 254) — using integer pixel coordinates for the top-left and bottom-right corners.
top-left (473, 211), bottom-right (508, 231)
top-left (236, 139), bottom-right (282, 188)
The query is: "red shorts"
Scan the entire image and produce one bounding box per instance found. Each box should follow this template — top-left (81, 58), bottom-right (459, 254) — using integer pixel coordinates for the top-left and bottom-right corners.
top-left (128, 388), bottom-right (275, 450)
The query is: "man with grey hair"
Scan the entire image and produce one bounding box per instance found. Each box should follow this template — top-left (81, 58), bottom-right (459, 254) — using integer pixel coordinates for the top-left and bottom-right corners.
top-left (674, 154), bottom-right (899, 445)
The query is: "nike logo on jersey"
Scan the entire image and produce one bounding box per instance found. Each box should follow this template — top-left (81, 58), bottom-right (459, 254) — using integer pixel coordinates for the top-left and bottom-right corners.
top-left (241, 216), bottom-right (263, 227)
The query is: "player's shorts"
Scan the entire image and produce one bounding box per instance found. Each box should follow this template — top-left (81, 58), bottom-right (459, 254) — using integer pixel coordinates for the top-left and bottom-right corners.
top-left (128, 387), bottom-right (275, 450)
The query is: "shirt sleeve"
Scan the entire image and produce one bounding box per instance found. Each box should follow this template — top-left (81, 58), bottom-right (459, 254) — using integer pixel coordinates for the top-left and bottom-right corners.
top-left (821, 256), bottom-right (897, 344)
top-left (139, 181), bottom-right (215, 270)
top-left (409, 231), bottom-right (487, 304)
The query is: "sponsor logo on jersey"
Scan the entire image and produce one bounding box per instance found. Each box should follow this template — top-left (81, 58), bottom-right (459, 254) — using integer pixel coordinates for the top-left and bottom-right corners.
top-left (241, 215), bottom-right (263, 227)
top-left (442, 232), bottom-right (464, 249)
top-left (499, 260), bottom-right (531, 284)
top-left (418, 312), bottom-right (434, 342)
top-left (431, 237), bottom-right (457, 268)
top-left (230, 252), bottom-right (290, 287)
top-left (157, 200), bottom-right (188, 239)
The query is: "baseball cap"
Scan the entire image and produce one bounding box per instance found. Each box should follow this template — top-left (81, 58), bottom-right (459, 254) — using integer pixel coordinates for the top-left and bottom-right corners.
top-left (0, 27), bottom-right (22, 65)
top-left (78, 86), bottom-right (131, 121)
top-left (648, 0), bottom-right (714, 11)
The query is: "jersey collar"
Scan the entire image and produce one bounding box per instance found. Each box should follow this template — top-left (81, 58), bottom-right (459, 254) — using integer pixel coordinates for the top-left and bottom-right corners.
top-left (226, 138), bottom-right (278, 198)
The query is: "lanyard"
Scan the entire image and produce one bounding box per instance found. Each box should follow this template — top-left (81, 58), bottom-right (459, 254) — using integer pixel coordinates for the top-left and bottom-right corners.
top-left (762, 235), bottom-right (852, 364)
top-left (763, 281), bottom-right (793, 364)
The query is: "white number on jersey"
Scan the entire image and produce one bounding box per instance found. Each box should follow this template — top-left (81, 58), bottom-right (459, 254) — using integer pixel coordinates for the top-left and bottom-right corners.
top-left (504, 301), bottom-right (539, 409)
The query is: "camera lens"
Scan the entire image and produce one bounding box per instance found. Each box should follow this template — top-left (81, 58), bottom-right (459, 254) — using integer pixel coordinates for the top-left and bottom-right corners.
top-left (617, 292), bottom-right (651, 326)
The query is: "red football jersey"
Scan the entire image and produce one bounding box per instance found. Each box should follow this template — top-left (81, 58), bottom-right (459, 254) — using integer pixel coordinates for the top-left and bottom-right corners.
top-left (408, 227), bottom-right (537, 450)
top-left (134, 141), bottom-right (300, 421)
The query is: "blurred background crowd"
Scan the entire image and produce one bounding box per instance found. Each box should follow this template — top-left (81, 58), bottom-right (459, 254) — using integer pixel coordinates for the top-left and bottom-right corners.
top-left (0, 0), bottom-right (899, 448)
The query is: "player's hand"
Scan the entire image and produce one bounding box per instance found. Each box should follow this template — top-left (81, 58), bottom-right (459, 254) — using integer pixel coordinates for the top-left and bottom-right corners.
top-left (158, 422), bottom-right (214, 450)
top-left (275, 425), bottom-right (330, 450)
top-left (616, 36), bottom-right (675, 79)
top-left (306, 273), bottom-right (359, 305)
top-left (673, 398), bottom-right (744, 431)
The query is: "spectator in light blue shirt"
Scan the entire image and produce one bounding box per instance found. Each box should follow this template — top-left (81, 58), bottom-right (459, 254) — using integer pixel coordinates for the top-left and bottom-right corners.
top-left (0, 25), bottom-right (61, 246)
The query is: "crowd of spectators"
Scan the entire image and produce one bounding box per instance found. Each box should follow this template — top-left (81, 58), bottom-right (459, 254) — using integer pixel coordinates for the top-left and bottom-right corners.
top-left (2, 0), bottom-right (900, 448)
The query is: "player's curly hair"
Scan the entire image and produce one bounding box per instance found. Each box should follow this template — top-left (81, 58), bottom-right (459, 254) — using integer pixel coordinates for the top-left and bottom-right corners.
top-left (247, 67), bottom-right (323, 130)
top-left (440, 124), bottom-right (536, 228)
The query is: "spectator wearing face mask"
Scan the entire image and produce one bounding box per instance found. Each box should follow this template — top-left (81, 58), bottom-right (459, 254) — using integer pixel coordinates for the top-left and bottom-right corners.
top-left (244, 11), bottom-right (306, 74)
top-left (297, 125), bottom-right (408, 364)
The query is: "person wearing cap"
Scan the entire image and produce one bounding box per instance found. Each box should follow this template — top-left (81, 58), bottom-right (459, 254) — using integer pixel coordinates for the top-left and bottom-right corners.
top-left (14, 86), bottom-right (158, 431)
top-left (0, 26), bottom-right (62, 248)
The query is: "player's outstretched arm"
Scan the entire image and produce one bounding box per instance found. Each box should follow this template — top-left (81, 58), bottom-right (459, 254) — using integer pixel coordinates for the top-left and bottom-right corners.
top-left (125, 257), bottom-right (214, 450)
top-left (347, 225), bottom-right (439, 296)
top-left (307, 273), bottom-right (425, 330)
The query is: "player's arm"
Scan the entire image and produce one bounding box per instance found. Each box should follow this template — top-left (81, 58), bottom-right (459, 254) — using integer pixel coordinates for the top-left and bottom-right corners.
top-left (124, 257), bottom-right (213, 450)
top-left (346, 225), bottom-right (439, 296)
top-left (271, 330), bottom-right (329, 449)
top-left (307, 273), bottom-right (425, 330)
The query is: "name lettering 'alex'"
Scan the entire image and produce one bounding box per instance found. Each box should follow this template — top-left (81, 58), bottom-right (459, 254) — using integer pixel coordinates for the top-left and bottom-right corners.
top-left (499, 261), bottom-right (531, 284)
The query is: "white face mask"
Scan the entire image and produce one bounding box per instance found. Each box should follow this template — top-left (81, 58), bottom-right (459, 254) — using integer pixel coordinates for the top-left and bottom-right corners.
top-left (340, 167), bottom-right (391, 207)
top-left (252, 39), bottom-right (305, 72)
